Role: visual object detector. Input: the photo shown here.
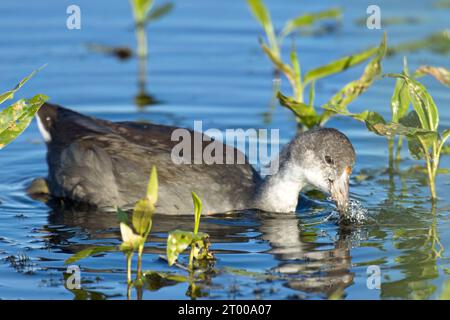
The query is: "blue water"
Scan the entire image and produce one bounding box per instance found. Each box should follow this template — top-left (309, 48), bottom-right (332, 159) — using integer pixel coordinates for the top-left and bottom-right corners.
top-left (0, 0), bottom-right (449, 299)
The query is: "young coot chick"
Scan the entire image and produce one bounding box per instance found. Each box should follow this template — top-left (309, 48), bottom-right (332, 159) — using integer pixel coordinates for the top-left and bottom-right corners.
top-left (32, 103), bottom-right (355, 215)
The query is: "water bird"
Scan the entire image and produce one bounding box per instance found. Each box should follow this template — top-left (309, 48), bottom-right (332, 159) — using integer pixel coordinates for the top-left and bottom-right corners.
top-left (30, 103), bottom-right (355, 216)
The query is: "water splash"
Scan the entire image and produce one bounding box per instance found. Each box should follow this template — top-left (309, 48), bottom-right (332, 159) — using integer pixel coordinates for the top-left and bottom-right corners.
top-left (327, 197), bottom-right (368, 224)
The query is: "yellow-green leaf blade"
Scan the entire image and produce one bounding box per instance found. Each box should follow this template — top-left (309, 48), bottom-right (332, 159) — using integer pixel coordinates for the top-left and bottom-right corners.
top-left (0, 94), bottom-right (48, 150)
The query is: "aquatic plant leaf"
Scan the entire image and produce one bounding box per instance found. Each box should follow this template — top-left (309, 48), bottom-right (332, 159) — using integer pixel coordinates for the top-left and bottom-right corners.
top-left (246, 0), bottom-right (278, 55)
top-left (260, 41), bottom-right (293, 78)
top-left (388, 74), bottom-right (439, 131)
top-left (130, 0), bottom-right (154, 24)
top-left (192, 192), bottom-right (202, 234)
top-left (387, 30), bottom-right (450, 56)
top-left (132, 199), bottom-right (154, 236)
top-left (65, 246), bottom-right (117, 264)
top-left (277, 92), bottom-right (318, 128)
top-left (146, 166), bottom-right (158, 204)
top-left (145, 3), bottom-right (173, 23)
top-left (322, 34), bottom-right (386, 117)
top-left (116, 207), bottom-right (129, 224)
top-left (0, 95), bottom-right (48, 150)
top-left (415, 65), bottom-right (450, 88)
top-left (303, 42), bottom-right (381, 85)
top-left (308, 80), bottom-right (315, 107)
top-left (166, 230), bottom-right (209, 266)
top-left (246, 0), bottom-right (270, 30)
top-left (391, 78), bottom-right (410, 122)
top-left (280, 8), bottom-right (342, 38)
top-left (0, 69), bottom-right (41, 105)
top-left (143, 271), bottom-right (188, 291)
top-left (166, 230), bottom-right (193, 266)
top-left (441, 144), bottom-right (450, 155)
top-left (120, 222), bottom-right (143, 250)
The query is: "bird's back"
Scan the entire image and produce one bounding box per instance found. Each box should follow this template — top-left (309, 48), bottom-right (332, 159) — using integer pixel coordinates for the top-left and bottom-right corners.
top-left (37, 103), bottom-right (260, 214)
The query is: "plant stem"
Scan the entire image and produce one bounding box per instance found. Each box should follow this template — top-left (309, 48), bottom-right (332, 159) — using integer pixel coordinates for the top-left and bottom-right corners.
top-left (135, 24), bottom-right (148, 93)
top-left (126, 252), bottom-right (133, 285)
top-left (188, 246), bottom-right (195, 270)
top-left (136, 244), bottom-right (144, 280)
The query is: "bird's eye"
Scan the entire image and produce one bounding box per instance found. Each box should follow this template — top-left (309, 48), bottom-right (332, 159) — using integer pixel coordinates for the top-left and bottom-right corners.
top-left (325, 155), bottom-right (334, 165)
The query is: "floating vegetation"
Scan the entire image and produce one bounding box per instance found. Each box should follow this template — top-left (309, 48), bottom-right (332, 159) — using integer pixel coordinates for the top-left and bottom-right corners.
top-left (65, 166), bottom-right (158, 288)
top-left (387, 30), bottom-right (450, 56)
top-left (166, 192), bottom-right (214, 270)
top-left (0, 69), bottom-right (47, 150)
top-left (247, 0), bottom-right (384, 129)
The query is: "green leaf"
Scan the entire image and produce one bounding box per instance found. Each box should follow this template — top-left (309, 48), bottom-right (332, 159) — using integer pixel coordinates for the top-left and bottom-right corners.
top-left (192, 192), bottom-right (202, 234)
top-left (246, 0), bottom-right (271, 33)
top-left (303, 43), bottom-right (380, 85)
top-left (260, 40), bottom-right (294, 78)
top-left (0, 68), bottom-right (43, 105)
top-left (277, 91), bottom-right (319, 129)
top-left (322, 34), bottom-right (386, 116)
top-left (166, 230), bottom-right (209, 266)
top-left (388, 74), bottom-right (439, 131)
top-left (132, 199), bottom-right (154, 236)
top-left (0, 94), bottom-right (48, 150)
top-left (280, 8), bottom-right (342, 38)
top-left (391, 78), bottom-right (410, 122)
top-left (130, 0), bottom-right (154, 24)
top-left (414, 65), bottom-right (450, 88)
top-left (247, 0), bottom-right (279, 56)
top-left (145, 3), bottom-right (173, 23)
top-left (116, 207), bottom-right (129, 224)
top-left (120, 222), bottom-right (143, 250)
top-left (65, 246), bottom-right (117, 264)
top-left (146, 166), bottom-right (158, 204)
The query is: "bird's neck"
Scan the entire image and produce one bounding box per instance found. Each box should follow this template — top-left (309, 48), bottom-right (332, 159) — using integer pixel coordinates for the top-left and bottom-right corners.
top-left (253, 148), bottom-right (307, 213)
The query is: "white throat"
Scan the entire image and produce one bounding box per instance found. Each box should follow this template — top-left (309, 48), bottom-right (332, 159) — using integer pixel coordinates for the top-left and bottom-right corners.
top-left (253, 161), bottom-right (307, 213)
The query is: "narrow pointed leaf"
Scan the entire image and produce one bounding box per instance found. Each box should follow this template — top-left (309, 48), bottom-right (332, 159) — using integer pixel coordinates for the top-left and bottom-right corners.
top-left (145, 3), bottom-right (173, 23)
top-left (277, 91), bottom-right (319, 129)
top-left (303, 45), bottom-right (380, 85)
top-left (192, 192), bottom-right (202, 234)
top-left (280, 8), bottom-right (342, 38)
top-left (146, 166), bottom-right (158, 204)
top-left (0, 68), bottom-right (43, 104)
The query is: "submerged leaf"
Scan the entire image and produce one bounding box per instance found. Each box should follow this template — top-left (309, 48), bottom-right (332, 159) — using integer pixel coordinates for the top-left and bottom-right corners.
top-left (65, 246), bottom-right (117, 264)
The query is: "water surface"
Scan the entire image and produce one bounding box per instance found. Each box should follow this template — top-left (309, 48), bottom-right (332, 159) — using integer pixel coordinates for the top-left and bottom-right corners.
top-left (0, 0), bottom-right (449, 299)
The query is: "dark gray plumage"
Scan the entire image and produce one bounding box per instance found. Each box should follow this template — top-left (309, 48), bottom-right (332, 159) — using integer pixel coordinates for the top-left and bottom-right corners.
top-left (32, 103), bottom-right (356, 215)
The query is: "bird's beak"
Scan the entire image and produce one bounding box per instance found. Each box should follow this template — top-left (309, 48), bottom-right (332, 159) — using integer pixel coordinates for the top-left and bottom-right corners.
top-left (330, 166), bottom-right (351, 214)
